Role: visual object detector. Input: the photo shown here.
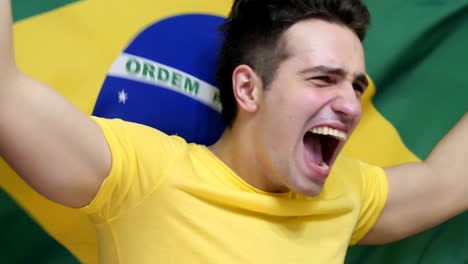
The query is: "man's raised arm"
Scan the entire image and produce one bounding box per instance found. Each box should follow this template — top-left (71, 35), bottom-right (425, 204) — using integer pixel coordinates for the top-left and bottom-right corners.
top-left (359, 113), bottom-right (468, 244)
top-left (0, 0), bottom-right (111, 208)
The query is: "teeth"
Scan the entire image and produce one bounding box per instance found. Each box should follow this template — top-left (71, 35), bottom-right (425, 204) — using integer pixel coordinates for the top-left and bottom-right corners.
top-left (310, 127), bottom-right (348, 140)
top-left (318, 162), bottom-right (329, 171)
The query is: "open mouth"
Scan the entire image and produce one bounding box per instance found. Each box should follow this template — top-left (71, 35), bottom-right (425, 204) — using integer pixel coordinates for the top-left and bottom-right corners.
top-left (303, 126), bottom-right (347, 172)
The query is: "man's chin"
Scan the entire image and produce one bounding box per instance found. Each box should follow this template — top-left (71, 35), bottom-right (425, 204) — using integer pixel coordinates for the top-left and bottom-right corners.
top-left (292, 180), bottom-right (325, 197)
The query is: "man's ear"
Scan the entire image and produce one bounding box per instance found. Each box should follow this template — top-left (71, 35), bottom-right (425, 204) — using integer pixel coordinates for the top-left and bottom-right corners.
top-left (232, 65), bottom-right (262, 113)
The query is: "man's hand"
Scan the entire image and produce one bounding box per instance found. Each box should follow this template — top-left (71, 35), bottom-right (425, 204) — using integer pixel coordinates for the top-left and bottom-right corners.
top-left (359, 113), bottom-right (468, 244)
top-left (0, 0), bottom-right (111, 208)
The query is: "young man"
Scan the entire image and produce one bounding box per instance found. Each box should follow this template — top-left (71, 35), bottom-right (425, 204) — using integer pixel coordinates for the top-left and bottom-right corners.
top-left (0, 0), bottom-right (467, 263)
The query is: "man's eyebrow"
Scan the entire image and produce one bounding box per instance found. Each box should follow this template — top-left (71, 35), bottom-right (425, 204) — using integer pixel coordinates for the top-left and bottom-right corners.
top-left (299, 65), bottom-right (369, 88)
top-left (299, 65), bottom-right (346, 76)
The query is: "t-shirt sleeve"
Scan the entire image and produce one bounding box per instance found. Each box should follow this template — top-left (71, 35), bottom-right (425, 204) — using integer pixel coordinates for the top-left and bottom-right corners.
top-left (80, 116), bottom-right (185, 222)
top-left (349, 160), bottom-right (389, 245)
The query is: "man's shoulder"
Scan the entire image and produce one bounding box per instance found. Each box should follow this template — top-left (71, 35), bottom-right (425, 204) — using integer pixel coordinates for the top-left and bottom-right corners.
top-left (329, 154), bottom-right (386, 194)
top-left (91, 116), bottom-right (188, 145)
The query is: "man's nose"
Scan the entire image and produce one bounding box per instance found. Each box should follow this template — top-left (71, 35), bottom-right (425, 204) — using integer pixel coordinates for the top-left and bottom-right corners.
top-left (331, 83), bottom-right (362, 119)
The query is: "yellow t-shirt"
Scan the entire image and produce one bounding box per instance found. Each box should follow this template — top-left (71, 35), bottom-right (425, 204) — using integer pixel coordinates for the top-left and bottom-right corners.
top-left (82, 117), bottom-right (388, 264)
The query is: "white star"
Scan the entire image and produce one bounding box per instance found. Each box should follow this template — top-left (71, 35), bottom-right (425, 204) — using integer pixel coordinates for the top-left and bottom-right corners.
top-left (118, 89), bottom-right (128, 104)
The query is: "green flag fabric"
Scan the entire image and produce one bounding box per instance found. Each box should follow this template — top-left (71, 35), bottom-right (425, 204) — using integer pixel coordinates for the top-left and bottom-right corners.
top-left (0, 1), bottom-right (467, 263)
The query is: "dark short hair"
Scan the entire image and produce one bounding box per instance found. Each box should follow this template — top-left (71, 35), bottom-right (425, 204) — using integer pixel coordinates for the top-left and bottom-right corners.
top-left (216, 0), bottom-right (371, 127)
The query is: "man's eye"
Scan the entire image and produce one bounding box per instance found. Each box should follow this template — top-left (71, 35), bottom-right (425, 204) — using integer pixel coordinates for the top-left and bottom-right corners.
top-left (311, 76), bottom-right (334, 84)
top-left (353, 83), bottom-right (365, 95)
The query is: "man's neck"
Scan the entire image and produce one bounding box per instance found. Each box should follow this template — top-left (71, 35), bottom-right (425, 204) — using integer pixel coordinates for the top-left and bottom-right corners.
top-left (209, 127), bottom-right (287, 193)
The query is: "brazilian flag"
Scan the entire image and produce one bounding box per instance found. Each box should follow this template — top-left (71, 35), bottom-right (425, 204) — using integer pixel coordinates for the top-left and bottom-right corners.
top-left (1, 0), bottom-right (466, 263)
